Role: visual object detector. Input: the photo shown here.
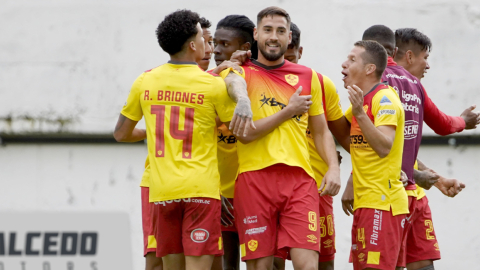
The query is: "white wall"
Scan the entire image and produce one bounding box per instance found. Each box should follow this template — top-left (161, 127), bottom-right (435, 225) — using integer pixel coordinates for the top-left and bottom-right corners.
top-left (1, 143), bottom-right (478, 269)
top-left (1, 0), bottom-right (480, 135)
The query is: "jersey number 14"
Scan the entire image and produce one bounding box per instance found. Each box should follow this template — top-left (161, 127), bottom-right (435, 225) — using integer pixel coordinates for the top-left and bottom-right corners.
top-left (151, 105), bottom-right (195, 159)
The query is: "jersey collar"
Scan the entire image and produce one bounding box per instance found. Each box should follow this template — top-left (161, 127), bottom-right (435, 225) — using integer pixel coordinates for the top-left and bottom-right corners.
top-left (387, 56), bottom-right (397, 67)
top-left (251, 59), bottom-right (285, 70)
top-left (168, 60), bottom-right (198, 65)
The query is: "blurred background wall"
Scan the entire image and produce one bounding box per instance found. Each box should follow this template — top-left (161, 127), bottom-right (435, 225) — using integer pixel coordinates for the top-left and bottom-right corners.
top-left (1, 0), bottom-right (479, 269)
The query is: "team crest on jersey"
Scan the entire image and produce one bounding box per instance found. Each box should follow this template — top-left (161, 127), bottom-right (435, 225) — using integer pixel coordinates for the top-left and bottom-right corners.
top-left (191, 229), bottom-right (209, 243)
top-left (363, 105), bottom-right (369, 113)
top-left (285, 74), bottom-right (299, 86)
top-left (379, 95), bottom-right (392, 105)
top-left (248, 240), bottom-right (258, 251)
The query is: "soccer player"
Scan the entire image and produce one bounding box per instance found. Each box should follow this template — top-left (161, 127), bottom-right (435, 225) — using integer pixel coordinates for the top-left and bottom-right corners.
top-left (113, 9), bottom-right (253, 270)
top-left (220, 6), bottom-right (341, 270)
top-left (198, 17), bottom-right (214, 71)
top-left (393, 28), bottom-right (474, 270)
top-left (273, 22), bottom-right (350, 270)
top-left (342, 40), bottom-right (408, 270)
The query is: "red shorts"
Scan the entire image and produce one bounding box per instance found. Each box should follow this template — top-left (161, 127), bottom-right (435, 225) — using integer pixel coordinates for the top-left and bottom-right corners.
top-left (274, 194), bottom-right (336, 262)
top-left (397, 196), bottom-right (417, 267)
top-left (406, 196), bottom-right (441, 264)
top-left (318, 195), bottom-right (335, 262)
top-left (234, 164), bottom-right (320, 261)
top-left (141, 187), bottom-right (156, 256)
top-left (221, 198), bottom-right (238, 233)
top-left (351, 208), bottom-right (406, 270)
top-left (151, 197), bottom-right (223, 258)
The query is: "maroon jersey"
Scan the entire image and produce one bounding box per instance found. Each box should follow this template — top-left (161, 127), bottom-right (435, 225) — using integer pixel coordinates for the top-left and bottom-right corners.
top-left (382, 57), bottom-right (425, 188)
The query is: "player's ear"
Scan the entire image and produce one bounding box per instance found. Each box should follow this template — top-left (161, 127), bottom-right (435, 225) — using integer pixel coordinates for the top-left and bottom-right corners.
top-left (241, 42), bottom-right (251, 51)
top-left (253, 27), bottom-right (258, 41)
top-left (298, 46), bottom-right (303, 60)
top-left (189, 40), bottom-right (196, 52)
top-left (288, 30), bottom-right (292, 45)
top-left (406, 50), bottom-right (414, 65)
top-left (365, 63), bottom-right (376, 77)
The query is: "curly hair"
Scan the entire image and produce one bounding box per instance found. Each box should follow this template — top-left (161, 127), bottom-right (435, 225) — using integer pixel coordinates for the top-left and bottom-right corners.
top-left (200, 17), bottom-right (211, 29)
top-left (156, 9), bottom-right (201, 55)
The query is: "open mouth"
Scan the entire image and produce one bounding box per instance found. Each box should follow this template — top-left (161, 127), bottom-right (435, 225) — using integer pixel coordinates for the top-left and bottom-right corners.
top-left (266, 43), bottom-right (280, 49)
top-left (341, 71), bottom-right (348, 80)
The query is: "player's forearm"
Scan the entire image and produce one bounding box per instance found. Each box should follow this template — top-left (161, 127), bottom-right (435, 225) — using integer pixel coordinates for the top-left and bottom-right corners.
top-left (328, 117), bottom-right (351, 153)
top-left (310, 115), bottom-right (339, 169)
top-left (224, 72), bottom-right (249, 104)
top-left (114, 128), bottom-right (146, 142)
top-left (355, 113), bottom-right (393, 158)
top-left (235, 108), bottom-right (292, 144)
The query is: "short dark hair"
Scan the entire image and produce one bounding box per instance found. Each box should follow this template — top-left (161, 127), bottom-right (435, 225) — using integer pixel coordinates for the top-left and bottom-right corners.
top-left (200, 17), bottom-right (211, 29)
top-left (288, 22), bottom-right (301, 49)
top-left (156, 9), bottom-right (200, 56)
top-left (257, 6), bottom-right (291, 26)
top-left (217, 14), bottom-right (257, 59)
top-left (217, 15), bottom-right (255, 45)
top-left (362, 25), bottom-right (395, 57)
top-left (395, 28), bottom-right (432, 57)
top-left (354, 40), bottom-right (387, 79)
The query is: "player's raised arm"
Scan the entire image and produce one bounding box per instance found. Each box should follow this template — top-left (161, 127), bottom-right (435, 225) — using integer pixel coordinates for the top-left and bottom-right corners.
top-left (223, 71), bottom-right (255, 137)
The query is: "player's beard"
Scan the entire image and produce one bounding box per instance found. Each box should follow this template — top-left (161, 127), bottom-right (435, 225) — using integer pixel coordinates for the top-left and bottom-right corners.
top-left (259, 43), bottom-right (287, 62)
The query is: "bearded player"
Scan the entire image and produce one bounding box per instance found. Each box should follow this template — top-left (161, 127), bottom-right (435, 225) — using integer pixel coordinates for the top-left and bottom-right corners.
top-left (219, 6), bottom-right (340, 270)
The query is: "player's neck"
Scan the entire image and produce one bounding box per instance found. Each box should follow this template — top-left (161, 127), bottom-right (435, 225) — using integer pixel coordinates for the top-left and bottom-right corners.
top-left (359, 79), bottom-right (382, 96)
top-left (256, 51), bottom-right (285, 66)
top-left (170, 52), bottom-right (197, 64)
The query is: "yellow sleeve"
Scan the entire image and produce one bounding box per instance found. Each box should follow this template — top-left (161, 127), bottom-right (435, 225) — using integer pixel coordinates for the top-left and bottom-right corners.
top-left (372, 89), bottom-right (401, 127)
top-left (212, 77), bottom-right (236, 123)
top-left (309, 71), bottom-right (325, 117)
top-left (344, 105), bottom-right (353, 123)
top-left (323, 75), bottom-right (343, 121)
top-left (219, 67), bottom-right (245, 79)
top-left (120, 73), bottom-right (146, 121)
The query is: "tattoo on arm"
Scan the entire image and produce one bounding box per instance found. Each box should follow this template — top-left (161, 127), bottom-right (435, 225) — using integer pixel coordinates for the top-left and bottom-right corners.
top-left (225, 72), bottom-right (248, 102)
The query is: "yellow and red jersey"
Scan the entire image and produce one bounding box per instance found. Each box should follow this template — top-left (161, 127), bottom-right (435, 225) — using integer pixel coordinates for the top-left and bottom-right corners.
top-left (140, 156), bottom-right (150, 187)
top-left (216, 124), bottom-right (238, 198)
top-left (306, 73), bottom-right (343, 190)
top-left (345, 83), bottom-right (408, 216)
top-left (121, 62), bottom-right (236, 202)
top-left (220, 59), bottom-right (324, 178)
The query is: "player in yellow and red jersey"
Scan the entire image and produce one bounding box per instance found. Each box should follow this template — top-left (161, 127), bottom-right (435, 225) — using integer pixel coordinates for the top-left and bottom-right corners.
top-left (271, 22), bottom-right (350, 270)
top-left (113, 10), bottom-right (254, 270)
top-left (219, 7), bottom-right (340, 269)
top-left (342, 40), bottom-right (408, 270)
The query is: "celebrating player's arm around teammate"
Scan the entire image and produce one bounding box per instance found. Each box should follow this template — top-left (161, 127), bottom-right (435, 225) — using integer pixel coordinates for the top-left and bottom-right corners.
top-left (114, 9), bottom-right (253, 270)
top-left (342, 40), bottom-right (408, 270)
top-left (217, 6), bottom-right (340, 270)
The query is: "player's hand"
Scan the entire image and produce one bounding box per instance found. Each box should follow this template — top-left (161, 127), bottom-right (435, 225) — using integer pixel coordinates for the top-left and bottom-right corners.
top-left (460, 104), bottom-right (480, 129)
top-left (319, 167), bottom-right (341, 197)
top-left (230, 50), bottom-right (252, 65)
top-left (211, 60), bottom-right (243, 75)
top-left (434, 176), bottom-right (466, 198)
top-left (285, 86), bottom-right (312, 116)
top-left (337, 151), bottom-right (343, 165)
top-left (347, 85), bottom-right (365, 117)
top-left (400, 170), bottom-right (408, 187)
top-left (341, 174), bottom-right (355, 216)
top-left (414, 169), bottom-right (439, 190)
top-left (220, 196), bottom-right (235, 227)
top-left (230, 97), bottom-right (256, 137)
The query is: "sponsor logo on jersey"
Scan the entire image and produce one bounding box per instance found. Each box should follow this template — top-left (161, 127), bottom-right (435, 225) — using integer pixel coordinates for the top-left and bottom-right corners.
top-left (379, 95), bottom-right (392, 106)
top-left (307, 234), bottom-right (317, 244)
top-left (243, 216), bottom-right (258, 224)
top-left (248, 66), bottom-right (259, 71)
top-left (402, 90), bottom-right (422, 104)
top-left (404, 120), bottom-right (419, 139)
top-left (191, 229), bottom-right (209, 243)
top-left (248, 240), bottom-right (258, 251)
top-left (285, 74), bottom-right (299, 86)
top-left (260, 93), bottom-right (302, 121)
top-left (155, 198), bottom-right (210, 206)
top-left (377, 109), bottom-right (396, 117)
top-left (385, 73), bottom-right (418, 84)
top-left (218, 132), bottom-right (237, 144)
top-left (245, 226), bottom-right (267, 235)
top-left (323, 239), bottom-right (333, 248)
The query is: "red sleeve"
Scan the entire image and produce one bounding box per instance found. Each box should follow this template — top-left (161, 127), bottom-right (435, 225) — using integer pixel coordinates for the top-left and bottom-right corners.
top-left (423, 87), bottom-right (465, 135)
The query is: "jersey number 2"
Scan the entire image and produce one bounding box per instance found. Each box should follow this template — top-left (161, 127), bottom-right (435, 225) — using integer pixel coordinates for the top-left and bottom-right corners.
top-left (151, 105), bottom-right (195, 159)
